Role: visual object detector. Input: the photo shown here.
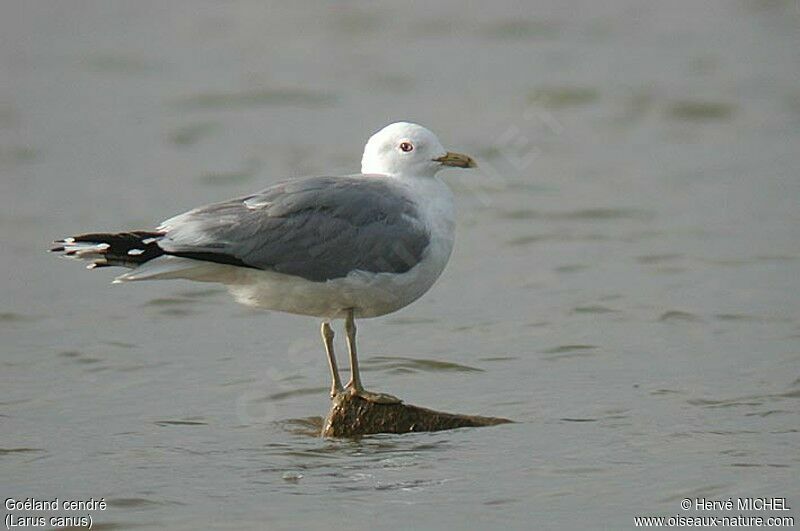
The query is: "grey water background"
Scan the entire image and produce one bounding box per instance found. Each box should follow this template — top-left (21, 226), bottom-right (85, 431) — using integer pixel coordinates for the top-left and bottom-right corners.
top-left (1, 1), bottom-right (799, 529)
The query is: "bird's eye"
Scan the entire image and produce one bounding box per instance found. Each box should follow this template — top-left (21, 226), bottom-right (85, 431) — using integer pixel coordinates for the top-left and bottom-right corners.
top-left (399, 141), bottom-right (414, 153)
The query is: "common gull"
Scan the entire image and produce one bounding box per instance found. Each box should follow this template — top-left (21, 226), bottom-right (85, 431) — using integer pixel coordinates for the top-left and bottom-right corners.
top-left (52, 122), bottom-right (476, 403)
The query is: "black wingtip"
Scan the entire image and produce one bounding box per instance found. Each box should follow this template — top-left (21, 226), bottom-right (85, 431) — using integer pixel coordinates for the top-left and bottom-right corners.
top-left (49, 231), bottom-right (165, 267)
top-left (50, 238), bottom-right (69, 253)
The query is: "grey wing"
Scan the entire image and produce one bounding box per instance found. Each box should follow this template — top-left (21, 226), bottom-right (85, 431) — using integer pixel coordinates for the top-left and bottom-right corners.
top-left (157, 176), bottom-right (431, 282)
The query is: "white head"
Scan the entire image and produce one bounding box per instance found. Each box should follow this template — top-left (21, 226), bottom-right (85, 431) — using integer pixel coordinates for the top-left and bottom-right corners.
top-left (360, 121), bottom-right (476, 177)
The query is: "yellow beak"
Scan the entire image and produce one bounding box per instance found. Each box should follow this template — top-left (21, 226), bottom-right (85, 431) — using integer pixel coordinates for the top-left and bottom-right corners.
top-left (434, 151), bottom-right (477, 168)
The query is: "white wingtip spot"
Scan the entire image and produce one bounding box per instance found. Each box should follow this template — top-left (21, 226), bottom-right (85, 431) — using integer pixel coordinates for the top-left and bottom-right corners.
top-left (128, 249), bottom-right (145, 256)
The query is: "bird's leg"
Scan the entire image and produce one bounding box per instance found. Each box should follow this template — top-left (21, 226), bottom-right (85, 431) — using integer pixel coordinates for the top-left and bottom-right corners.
top-left (344, 308), bottom-right (401, 404)
top-left (321, 321), bottom-right (343, 398)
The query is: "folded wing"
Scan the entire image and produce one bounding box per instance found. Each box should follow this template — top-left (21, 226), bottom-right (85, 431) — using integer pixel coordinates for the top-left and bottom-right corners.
top-left (158, 176), bottom-right (431, 282)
